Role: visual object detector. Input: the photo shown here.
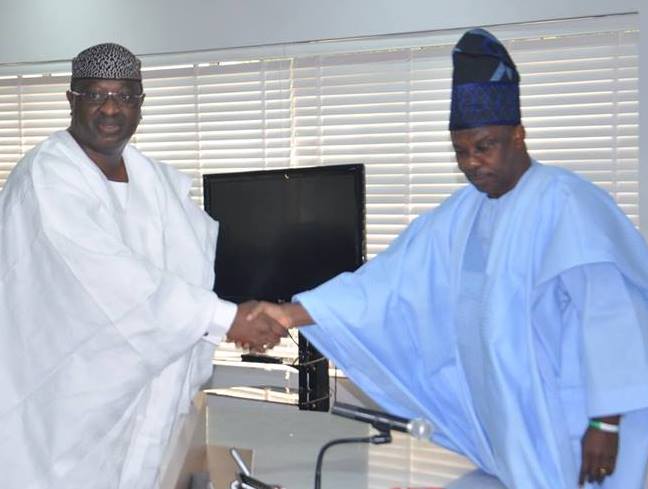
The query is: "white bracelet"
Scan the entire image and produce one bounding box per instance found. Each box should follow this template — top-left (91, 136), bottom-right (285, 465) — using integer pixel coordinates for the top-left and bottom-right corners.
top-left (589, 420), bottom-right (620, 433)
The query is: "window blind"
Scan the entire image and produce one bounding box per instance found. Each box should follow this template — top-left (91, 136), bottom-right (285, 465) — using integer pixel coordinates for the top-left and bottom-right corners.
top-left (516, 30), bottom-right (639, 221)
top-left (196, 60), bottom-right (292, 189)
top-left (0, 23), bottom-right (638, 255)
top-left (369, 433), bottom-right (477, 488)
top-left (131, 65), bottom-right (201, 194)
top-left (0, 73), bottom-right (70, 184)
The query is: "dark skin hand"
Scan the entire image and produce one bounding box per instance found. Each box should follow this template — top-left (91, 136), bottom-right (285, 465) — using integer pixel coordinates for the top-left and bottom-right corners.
top-left (247, 301), bottom-right (313, 330)
top-left (579, 415), bottom-right (620, 486)
top-left (226, 300), bottom-right (288, 353)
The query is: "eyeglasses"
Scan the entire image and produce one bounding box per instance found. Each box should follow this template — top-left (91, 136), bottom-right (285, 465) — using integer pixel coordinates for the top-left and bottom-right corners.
top-left (69, 90), bottom-right (145, 107)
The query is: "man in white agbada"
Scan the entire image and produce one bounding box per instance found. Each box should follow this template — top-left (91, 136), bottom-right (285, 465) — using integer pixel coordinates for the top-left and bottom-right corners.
top-left (0, 43), bottom-right (285, 489)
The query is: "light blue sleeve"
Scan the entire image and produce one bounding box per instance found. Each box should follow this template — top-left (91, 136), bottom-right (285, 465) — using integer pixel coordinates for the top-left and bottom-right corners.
top-left (561, 263), bottom-right (648, 417)
top-left (292, 209), bottom-right (491, 467)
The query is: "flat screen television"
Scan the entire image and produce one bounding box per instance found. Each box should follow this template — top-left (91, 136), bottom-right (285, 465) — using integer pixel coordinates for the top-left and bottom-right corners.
top-left (203, 164), bottom-right (366, 304)
top-left (203, 163), bottom-right (366, 411)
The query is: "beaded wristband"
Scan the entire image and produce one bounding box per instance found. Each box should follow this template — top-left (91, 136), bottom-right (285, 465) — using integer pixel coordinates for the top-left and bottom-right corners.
top-left (589, 420), bottom-right (620, 433)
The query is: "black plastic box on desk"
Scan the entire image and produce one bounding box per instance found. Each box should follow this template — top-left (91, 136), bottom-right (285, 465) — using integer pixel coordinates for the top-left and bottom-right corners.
top-left (203, 164), bottom-right (366, 411)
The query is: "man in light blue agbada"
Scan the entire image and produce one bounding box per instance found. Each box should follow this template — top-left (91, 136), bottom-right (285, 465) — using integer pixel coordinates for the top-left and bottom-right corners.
top-left (249, 29), bottom-right (648, 488)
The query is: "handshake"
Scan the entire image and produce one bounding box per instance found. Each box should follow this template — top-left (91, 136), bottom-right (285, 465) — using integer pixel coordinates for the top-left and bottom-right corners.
top-left (225, 300), bottom-right (313, 352)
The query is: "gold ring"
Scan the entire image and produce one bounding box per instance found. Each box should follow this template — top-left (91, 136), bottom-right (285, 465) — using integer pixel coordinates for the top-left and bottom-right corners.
top-left (599, 468), bottom-right (608, 476)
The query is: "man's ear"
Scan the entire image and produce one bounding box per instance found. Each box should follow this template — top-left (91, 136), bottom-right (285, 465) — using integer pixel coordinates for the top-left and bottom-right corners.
top-left (512, 124), bottom-right (526, 149)
top-left (66, 90), bottom-right (75, 114)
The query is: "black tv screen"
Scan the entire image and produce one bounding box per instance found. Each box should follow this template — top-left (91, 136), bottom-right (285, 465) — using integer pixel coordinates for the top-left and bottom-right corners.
top-left (203, 164), bottom-right (366, 303)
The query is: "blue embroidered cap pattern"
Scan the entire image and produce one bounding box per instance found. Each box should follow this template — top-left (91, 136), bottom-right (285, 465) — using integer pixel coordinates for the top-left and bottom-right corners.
top-left (450, 81), bottom-right (520, 130)
top-left (449, 29), bottom-right (521, 130)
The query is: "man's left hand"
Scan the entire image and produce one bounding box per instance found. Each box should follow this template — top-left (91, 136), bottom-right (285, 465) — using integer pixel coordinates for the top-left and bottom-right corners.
top-left (578, 417), bottom-right (620, 486)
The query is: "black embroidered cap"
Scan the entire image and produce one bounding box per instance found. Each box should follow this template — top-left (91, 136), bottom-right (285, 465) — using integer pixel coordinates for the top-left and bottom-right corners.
top-left (72, 43), bottom-right (141, 81)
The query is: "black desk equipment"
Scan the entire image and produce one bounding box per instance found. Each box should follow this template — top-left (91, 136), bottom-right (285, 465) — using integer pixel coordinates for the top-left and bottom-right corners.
top-left (203, 164), bottom-right (366, 411)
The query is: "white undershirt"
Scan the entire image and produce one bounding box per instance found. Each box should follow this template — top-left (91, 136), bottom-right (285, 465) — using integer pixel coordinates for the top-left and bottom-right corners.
top-left (109, 180), bottom-right (128, 209)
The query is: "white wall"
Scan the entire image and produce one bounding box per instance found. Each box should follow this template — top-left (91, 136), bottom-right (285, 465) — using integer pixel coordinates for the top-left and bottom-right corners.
top-left (0, 0), bottom-right (640, 64)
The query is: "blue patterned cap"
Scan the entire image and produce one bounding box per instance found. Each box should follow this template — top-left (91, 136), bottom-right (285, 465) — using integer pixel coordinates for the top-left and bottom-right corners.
top-left (449, 29), bottom-right (520, 131)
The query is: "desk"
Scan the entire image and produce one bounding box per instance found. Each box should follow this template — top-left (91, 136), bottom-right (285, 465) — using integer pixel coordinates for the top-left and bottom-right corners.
top-left (161, 361), bottom-right (496, 489)
top-left (206, 393), bottom-right (369, 489)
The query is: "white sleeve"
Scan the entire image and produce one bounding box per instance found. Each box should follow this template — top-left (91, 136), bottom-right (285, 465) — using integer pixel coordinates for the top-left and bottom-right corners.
top-left (203, 299), bottom-right (238, 345)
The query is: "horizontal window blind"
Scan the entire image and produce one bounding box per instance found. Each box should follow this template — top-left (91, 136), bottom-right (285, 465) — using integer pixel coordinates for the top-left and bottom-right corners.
top-left (0, 74), bottom-right (70, 185)
top-left (0, 23), bottom-right (638, 254)
top-left (515, 30), bottom-right (639, 220)
top-left (131, 65), bottom-right (200, 194)
top-left (292, 46), bottom-right (458, 255)
top-left (369, 433), bottom-right (477, 488)
top-left (0, 80), bottom-right (19, 185)
top-left (196, 60), bottom-right (292, 187)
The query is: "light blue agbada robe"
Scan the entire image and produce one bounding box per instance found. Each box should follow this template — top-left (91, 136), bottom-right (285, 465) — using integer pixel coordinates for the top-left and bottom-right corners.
top-left (295, 162), bottom-right (648, 488)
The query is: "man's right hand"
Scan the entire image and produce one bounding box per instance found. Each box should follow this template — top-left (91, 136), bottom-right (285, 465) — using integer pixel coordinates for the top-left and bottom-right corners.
top-left (226, 300), bottom-right (287, 352)
top-left (246, 301), bottom-right (314, 329)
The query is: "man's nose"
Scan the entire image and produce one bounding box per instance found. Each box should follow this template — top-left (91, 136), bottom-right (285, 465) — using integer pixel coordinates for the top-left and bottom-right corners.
top-left (463, 151), bottom-right (482, 168)
top-left (98, 95), bottom-right (121, 114)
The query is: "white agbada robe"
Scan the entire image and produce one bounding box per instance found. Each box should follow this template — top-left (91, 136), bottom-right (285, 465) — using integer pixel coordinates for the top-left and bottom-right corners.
top-left (0, 130), bottom-right (236, 489)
